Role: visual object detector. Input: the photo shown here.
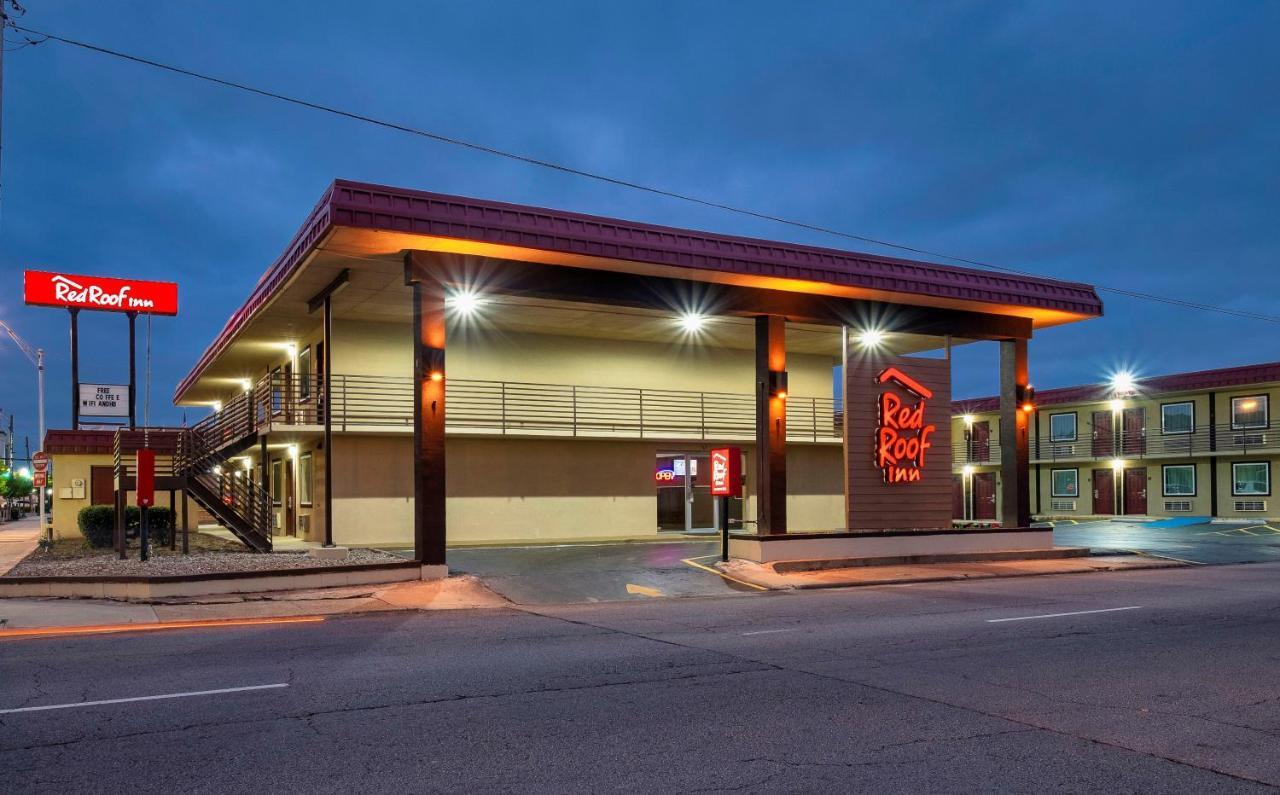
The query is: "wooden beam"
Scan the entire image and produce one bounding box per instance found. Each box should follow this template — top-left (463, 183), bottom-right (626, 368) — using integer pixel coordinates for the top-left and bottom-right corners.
top-left (999, 338), bottom-right (1032, 527)
top-left (755, 315), bottom-right (787, 535)
top-left (306, 269), bottom-right (350, 314)
top-left (404, 255), bottom-right (447, 566)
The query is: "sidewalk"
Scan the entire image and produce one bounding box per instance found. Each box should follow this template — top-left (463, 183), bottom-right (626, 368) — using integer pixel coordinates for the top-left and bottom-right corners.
top-left (720, 552), bottom-right (1186, 590)
top-left (0, 575), bottom-right (510, 636)
top-left (0, 515), bottom-right (42, 577)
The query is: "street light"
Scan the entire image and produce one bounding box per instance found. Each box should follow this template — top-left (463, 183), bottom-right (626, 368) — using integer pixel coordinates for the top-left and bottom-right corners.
top-left (0, 318), bottom-right (46, 540)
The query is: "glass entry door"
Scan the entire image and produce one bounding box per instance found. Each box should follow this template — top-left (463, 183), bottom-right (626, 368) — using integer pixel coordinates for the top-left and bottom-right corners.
top-left (655, 453), bottom-right (718, 533)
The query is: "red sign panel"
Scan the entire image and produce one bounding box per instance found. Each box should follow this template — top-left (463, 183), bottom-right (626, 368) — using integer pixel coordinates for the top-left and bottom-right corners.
top-left (710, 447), bottom-right (742, 497)
top-left (24, 270), bottom-right (179, 316)
top-left (33, 472), bottom-right (47, 488)
top-left (136, 448), bottom-right (156, 507)
top-left (875, 368), bottom-right (937, 484)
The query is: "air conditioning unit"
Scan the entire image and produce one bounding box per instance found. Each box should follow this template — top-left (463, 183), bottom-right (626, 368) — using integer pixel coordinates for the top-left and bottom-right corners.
top-left (1049, 444), bottom-right (1076, 457)
top-left (1050, 499), bottom-right (1077, 511)
top-left (1234, 500), bottom-right (1267, 512)
top-left (1164, 500), bottom-right (1192, 512)
top-left (1233, 432), bottom-right (1266, 447)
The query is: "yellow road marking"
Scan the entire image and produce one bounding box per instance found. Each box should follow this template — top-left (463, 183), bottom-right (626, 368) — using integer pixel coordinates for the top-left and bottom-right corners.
top-left (625, 583), bottom-right (665, 598)
top-left (681, 557), bottom-right (769, 591)
top-left (0, 615), bottom-right (326, 641)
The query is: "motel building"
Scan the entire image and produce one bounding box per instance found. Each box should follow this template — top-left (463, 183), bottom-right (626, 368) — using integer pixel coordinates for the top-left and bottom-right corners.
top-left (124, 179), bottom-right (1109, 568)
top-left (951, 362), bottom-right (1280, 524)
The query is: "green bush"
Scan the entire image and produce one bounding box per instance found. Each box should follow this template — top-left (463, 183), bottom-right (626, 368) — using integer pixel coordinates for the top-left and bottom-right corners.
top-left (78, 505), bottom-right (116, 548)
top-left (78, 505), bottom-right (177, 548)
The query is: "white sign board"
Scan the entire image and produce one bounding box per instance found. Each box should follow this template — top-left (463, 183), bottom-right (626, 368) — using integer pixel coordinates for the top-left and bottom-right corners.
top-left (79, 383), bottom-right (130, 417)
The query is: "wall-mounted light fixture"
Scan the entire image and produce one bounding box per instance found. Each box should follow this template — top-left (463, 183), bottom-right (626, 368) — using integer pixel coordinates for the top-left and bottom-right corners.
top-left (768, 370), bottom-right (789, 400)
top-left (446, 288), bottom-right (483, 316)
top-left (678, 312), bottom-right (707, 333)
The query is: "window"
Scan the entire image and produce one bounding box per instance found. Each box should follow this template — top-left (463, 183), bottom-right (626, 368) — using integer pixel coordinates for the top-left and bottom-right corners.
top-left (1232, 462), bottom-right (1270, 496)
top-left (270, 459), bottom-right (283, 504)
top-left (299, 452), bottom-right (314, 507)
top-left (1231, 395), bottom-right (1269, 430)
top-left (1162, 464), bottom-right (1196, 497)
top-left (1161, 402), bottom-right (1194, 435)
top-left (1049, 413), bottom-right (1077, 442)
top-left (298, 347), bottom-right (312, 401)
top-left (1050, 468), bottom-right (1079, 498)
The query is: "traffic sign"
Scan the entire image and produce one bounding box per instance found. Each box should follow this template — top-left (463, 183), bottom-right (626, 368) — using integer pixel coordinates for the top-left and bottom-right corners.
top-left (33, 472), bottom-right (47, 488)
top-left (32, 451), bottom-right (49, 473)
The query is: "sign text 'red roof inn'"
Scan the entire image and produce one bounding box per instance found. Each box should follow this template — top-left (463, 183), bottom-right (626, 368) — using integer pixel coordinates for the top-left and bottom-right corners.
top-left (24, 270), bottom-right (179, 316)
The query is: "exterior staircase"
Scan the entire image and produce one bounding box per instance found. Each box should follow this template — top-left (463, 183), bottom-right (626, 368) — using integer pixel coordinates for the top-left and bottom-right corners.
top-left (174, 392), bottom-right (273, 552)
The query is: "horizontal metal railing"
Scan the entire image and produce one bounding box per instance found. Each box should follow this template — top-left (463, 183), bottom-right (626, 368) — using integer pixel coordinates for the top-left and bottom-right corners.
top-left (249, 373), bottom-right (840, 443)
top-left (1030, 421), bottom-right (1280, 462)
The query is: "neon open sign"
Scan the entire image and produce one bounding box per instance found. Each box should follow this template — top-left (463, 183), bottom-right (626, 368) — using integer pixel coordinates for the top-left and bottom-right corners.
top-left (875, 367), bottom-right (937, 484)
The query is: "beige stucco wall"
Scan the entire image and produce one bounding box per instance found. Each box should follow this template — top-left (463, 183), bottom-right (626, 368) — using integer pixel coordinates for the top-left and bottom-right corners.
top-left (329, 320), bottom-right (837, 399)
top-left (326, 434), bottom-right (845, 546)
top-left (46, 452), bottom-right (107, 540)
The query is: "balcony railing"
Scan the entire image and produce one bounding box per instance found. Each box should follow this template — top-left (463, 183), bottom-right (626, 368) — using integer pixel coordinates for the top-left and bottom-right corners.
top-left (1031, 422), bottom-right (1280, 462)
top-left (241, 372), bottom-right (840, 443)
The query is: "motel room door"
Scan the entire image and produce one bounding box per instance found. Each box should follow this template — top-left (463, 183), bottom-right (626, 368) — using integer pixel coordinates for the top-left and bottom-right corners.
top-left (284, 457), bottom-right (297, 537)
top-left (972, 472), bottom-right (997, 521)
top-left (970, 421), bottom-right (991, 463)
top-left (1123, 468), bottom-right (1148, 515)
top-left (1093, 468), bottom-right (1115, 515)
top-left (953, 475), bottom-right (965, 521)
top-left (1122, 408), bottom-right (1147, 456)
top-left (1092, 411), bottom-right (1114, 457)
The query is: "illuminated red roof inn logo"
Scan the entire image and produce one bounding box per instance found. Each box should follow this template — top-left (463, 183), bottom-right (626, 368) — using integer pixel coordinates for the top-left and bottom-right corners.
top-left (874, 367), bottom-right (937, 484)
top-left (24, 270), bottom-right (179, 316)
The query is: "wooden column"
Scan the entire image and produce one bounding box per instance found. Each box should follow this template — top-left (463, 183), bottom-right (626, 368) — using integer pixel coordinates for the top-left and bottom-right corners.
top-left (755, 315), bottom-right (787, 535)
top-left (405, 263), bottom-right (447, 566)
top-left (999, 338), bottom-right (1032, 527)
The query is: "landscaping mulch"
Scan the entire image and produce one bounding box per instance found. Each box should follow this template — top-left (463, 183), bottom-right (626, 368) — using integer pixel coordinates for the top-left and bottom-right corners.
top-left (5, 534), bottom-right (406, 578)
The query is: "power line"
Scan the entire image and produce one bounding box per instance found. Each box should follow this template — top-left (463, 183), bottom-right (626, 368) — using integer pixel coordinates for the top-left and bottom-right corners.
top-left (13, 23), bottom-right (1280, 325)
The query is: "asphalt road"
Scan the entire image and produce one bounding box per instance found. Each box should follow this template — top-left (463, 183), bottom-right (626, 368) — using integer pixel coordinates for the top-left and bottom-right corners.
top-left (5, 562), bottom-right (1280, 792)
top-left (447, 539), bottom-right (753, 604)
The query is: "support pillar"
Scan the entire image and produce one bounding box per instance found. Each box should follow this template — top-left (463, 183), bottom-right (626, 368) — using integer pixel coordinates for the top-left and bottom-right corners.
top-left (999, 338), bottom-right (1032, 528)
top-left (127, 311), bottom-right (137, 429)
top-left (405, 258), bottom-right (447, 566)
top-left (306, 269), bottom-right (348, 549)
top-left (754, 315), bottom-right (787, 535)
top-left (69, 308), bottom-right (80, 430)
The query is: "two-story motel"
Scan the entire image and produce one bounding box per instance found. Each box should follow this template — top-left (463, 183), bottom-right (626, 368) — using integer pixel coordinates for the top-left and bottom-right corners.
top-left (952, 362), bottom-right (1280, 523)
top-left (171, 179), bottom-right (1103, 566)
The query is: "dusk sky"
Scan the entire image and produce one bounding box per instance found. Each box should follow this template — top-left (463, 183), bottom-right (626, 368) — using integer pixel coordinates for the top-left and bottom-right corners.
top-left (2, 1), bottom-right (1279, 454)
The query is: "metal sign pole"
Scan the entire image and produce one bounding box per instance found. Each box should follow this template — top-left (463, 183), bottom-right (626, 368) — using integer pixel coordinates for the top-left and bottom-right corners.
top-left (68, 308), bottom-right (79, 430)
top-left (127, 312), bottom-right (137, 429)
top-left (720, 495), bottom-right (729, 562)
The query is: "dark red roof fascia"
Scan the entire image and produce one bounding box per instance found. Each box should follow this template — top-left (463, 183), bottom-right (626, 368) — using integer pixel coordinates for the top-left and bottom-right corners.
top-left (952, 361), bottom-right (1280, 414)
top-left (43, 429), bottom-right (115, 455)
top-left (176, 179), bottom-right (1103, 401)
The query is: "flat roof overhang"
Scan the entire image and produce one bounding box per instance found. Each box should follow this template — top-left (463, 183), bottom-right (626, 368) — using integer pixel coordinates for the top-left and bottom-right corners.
top-left (175, 179), bottom-right (1103, 405)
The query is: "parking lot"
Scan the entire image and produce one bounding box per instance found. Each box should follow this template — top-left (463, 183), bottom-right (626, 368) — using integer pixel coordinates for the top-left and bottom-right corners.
top-left (1049, 517), bottom-right (1280, 565)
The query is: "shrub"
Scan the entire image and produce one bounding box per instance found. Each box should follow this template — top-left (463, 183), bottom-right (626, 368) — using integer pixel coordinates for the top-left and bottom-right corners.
top-left (77, 505), bottom-right (177, 548)
top-left (78, 505), bottom-right (116, 548)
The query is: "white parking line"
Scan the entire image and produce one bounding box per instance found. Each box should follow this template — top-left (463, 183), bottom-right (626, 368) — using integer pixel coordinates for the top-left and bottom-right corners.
top-left (741, 628), bottom-right (797, 636)
top-left (986, 606), bottom-right (1144, 624)
top-left (0, 683), bottom-right (289, 714)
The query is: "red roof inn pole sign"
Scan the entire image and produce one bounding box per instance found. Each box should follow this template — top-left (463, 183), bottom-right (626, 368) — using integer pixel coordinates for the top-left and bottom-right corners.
top-left (875, 367), bottom-right (937, 484)
top-left (23, 270), bottom-right (179, 431)
top-left (23, 271), bottom-right (179, 315)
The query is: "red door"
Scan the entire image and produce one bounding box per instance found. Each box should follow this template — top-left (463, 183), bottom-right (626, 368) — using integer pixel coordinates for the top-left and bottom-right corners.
top-left (953, 475), bottom-right (965, 520)
top-left (1122, 408), bottom-right (1146, 456)
top-left (1092, 468), bottom-right (1115, 515)
top-left (971, 421), bottom-right (990, 462)
top-left (973, 472), bottom-right (997, 520)
top-left (1124, 467), bottom-right (1147, 515)
top-left (1092, 411), bottom-right (1113, 457)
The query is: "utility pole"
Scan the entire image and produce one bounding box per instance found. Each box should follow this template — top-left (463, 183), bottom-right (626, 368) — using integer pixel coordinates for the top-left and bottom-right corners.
top-left (0, 319), bottom-right (47, 539)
